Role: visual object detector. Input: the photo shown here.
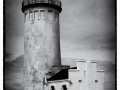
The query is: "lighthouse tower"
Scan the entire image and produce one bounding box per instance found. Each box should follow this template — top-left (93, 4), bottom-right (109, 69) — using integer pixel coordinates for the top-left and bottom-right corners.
top-left (21, 0), bottom-right (62, 90)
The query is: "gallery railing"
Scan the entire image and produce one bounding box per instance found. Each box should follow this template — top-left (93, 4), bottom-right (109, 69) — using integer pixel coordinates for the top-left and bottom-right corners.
top-left (22, 0), bottom-right (61, 8)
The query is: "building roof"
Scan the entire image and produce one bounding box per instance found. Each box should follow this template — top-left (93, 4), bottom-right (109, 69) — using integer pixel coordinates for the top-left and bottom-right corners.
top-left (47, 67), bottom-right (77, 81)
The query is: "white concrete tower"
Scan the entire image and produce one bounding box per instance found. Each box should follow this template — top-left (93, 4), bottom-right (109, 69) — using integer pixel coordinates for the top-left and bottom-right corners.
top-left (21, 0), bottom-right (62, 90)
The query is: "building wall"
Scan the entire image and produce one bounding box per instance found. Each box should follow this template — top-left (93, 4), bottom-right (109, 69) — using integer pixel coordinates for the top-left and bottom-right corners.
top-left (23, 6), bottom-right (61, 90)
top-left (96, 71), bottom-right (104, 90)
top-left (48, 81), bottom-right (69, 90)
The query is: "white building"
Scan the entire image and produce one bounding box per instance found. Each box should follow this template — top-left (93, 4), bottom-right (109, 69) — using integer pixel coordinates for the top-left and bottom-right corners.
top-left (44, 60), bottom-right (104, 90)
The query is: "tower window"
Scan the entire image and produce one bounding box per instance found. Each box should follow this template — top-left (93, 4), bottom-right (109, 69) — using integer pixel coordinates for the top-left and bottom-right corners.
top-left (25, 13), bottom-right (27, 22)
top-left (40, 10), bottom-right (45, 19)
top-left (55, 13), bottom-right (58, 21)
top-left (29, 12), bottom-right (33, 21)
top-left (51, 86), bottom-right (55, 90)
top-left (62, 85), bottom-right (67, 90)
top-left (26, 13), bottom-right (29, 21)
top-left (34, 10), bottom-right (39, 20)
top-left (48, 10), bottom-right (53, 20)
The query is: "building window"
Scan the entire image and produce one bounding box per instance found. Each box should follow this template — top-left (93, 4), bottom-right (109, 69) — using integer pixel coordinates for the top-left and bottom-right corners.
top-left (95, 80), bottom-right (98, 82)
top-left (51, 86), bottom-right (55, 90)
top-left (48, 10), bottom-right (53, 20)
top-left (79, 80), bottom-right (82, 82)
top-left (40, 10), bottom-right (45, 19)
top-left (62, 85), bottom-right (67, 90)
top-left (95, 80), bottom-right (98, 90)
top-left (79, 80), bottom-right (82, 90)
top-left (34, 10), bottom-right (39, 20)
top-left (29, 12), bottom-right (33, 21)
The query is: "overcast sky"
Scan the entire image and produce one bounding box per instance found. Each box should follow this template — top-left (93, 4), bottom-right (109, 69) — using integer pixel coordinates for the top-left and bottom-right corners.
top-left (5, 0), bottom-right (116, 62)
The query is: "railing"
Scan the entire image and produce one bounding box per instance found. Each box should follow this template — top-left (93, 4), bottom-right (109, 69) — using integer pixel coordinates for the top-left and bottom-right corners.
top-left (22, 0), bottom-right (61, 8)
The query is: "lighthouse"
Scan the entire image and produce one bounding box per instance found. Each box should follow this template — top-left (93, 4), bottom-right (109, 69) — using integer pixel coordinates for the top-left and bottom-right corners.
top-left (21, 0), bottom-right (62, 90)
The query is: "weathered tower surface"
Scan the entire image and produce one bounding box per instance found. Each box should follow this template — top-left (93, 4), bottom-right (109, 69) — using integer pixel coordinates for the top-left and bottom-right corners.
top-left (21, 0), bottom-right (62, 90)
